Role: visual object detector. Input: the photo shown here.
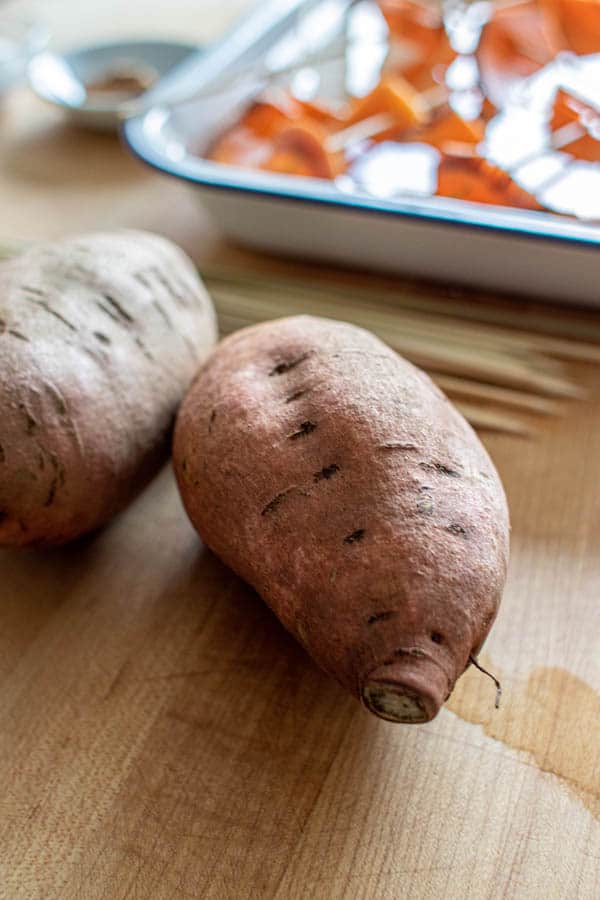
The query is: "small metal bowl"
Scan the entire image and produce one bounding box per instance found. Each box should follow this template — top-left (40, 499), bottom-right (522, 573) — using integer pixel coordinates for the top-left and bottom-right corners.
top-left (28, 40), bottom-right (198, 131)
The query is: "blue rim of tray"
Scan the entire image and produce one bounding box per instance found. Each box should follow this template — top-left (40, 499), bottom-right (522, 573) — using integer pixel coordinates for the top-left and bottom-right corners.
top-left (123, 111), bottom-right (600, 252)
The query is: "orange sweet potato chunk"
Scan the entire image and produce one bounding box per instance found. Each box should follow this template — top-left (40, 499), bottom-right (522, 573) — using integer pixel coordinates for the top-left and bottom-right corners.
top-left (267, 121), bottom-right (345, 179)
top-left (409, 110), bottom-right (485, 150)
top-left (379, 0), bottom-right (456, 89)
top-left (208, 93), bottom-right (345, 174)
top-left (437, 151), bottom-right (543, 209)
top-left (541, 0), bottom-right (600, 54)
top-left (347, 76), bottom-right (428, 128)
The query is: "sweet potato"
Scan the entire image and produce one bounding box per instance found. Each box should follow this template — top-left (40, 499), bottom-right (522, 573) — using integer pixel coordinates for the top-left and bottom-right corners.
top-left (410, 110), bottom-right (485, 150)
top-left (346, 77), bottom-right (428, 130)
top-left (0, 230), bottom-right (217, 546)
top-left (267, 122), bottom-right (346, 179)
top-left (379, 0), bottom-right (456, 90)
top-left (437, 150), bottom-right (543, 209)
top-left (174, 316), bottom-right (509, 724)
top-left (542, 0), bottom-right (600, 54)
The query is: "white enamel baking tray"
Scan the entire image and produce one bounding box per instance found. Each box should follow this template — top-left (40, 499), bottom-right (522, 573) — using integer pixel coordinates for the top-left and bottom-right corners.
top-left (123, 0), bottom-right (600, 305)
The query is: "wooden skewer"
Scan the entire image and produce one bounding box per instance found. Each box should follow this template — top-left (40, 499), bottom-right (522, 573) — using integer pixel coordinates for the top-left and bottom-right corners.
top-left (509, 121), bottom-right (589, 181)
top-left (421, 83), bottom-right (450, 111)
top-left (453, 401), bottom-right (534, 437)
top-left (324, 84), bottom-right (450, 153)
top-left (432, 374), bottom-right (561, 416)
top-left (205, 268), bottom-right (600, 345)
top-left (325, 113), bottom-right (397, 153)
top-left (381, 334), bottom-right (583, 398)
top-left (341, 302), bottom-right (600, 367)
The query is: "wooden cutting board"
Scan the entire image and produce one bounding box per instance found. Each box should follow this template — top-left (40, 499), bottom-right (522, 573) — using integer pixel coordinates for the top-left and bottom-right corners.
top-left (1, 367), bottom-right (599, 900)
top-left (1, 4), bottom-right (599, 897)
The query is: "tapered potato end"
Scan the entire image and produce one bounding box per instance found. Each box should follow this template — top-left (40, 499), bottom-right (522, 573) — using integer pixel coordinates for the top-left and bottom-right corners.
top-left (362, 657), bottom-right (450, 724)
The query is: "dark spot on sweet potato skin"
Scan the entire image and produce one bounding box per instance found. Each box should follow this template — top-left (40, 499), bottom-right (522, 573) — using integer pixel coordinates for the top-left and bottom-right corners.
top-left (152, 300), bottom-right (173, 329)
top-left (21, 285), bottom-right (44, 296)
top-left (19, 404), bottom-right (37, 435)
top-left (261, 490), bottom-right (292, 517)
top-left (285, 389), bottom-right (306, 404)
top-left (344, 528), bottom-right (365, 544)
top-left (93, 332), bottom-right (111, 345)
top-left (26, 298), bottom-right (77, 332)
top-left (44, 477), bottom-right (58, 508)
top-left (0, 444), bottom-right (4, 464)
top-left (44, 385), bottom-right (67, 416)
top-left (447, 523), bottom-right (468, 537)
top-left (379, 442), bottom-right (419, 452)
top-left (431, 632), bottom-right (443, 644)
top-left (269, 352), bottom-right (312, 376)
top-left (367, 611), bottom-right (395, 625)
top-left (395, 647), bottom-right (427, 659)
top-left (420, 462), bottom-right (461, 478)
top-left (135, 336), bottom-right (154, 362)
top-left (102, 294), bottom-right (134, 324)
top-left (314, 464), bottom-right (340, 482)
top-left (289, 420), bottom-right (316, 440)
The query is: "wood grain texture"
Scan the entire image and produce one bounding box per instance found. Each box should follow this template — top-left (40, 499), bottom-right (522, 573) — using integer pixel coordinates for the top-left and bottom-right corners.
top-left (1, 3), bottom-right (599, 897)
top-left (1, 382), bottom-right (599, 900)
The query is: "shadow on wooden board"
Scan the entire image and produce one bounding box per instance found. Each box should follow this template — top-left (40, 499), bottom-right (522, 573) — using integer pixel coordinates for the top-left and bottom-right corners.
top-left (72, 545), bottom-right (373, 894)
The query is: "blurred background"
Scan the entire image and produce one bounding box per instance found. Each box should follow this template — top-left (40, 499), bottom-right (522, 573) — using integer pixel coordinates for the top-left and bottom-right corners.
top-left (3, 0), bottom-right (250, 46)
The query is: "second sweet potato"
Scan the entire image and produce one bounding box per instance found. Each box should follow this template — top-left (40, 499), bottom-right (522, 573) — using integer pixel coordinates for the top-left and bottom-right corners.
top-left (174, 315), bottom-right (509, 723)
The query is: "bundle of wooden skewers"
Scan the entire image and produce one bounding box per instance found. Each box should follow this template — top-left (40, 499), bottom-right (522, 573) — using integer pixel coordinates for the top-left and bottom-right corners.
top-left (1, 242), bottom-right (597, 437)
top-left (203, 263), bottom-right (600, 438)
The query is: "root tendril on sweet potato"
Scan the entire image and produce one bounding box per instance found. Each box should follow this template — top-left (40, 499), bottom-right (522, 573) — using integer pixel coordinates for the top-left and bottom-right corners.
top-left (469, 655), bottom-right (503, 709)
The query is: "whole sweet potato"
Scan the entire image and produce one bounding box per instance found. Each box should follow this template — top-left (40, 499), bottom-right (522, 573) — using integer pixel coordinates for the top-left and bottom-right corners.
top-left (174, 316), bottom-right (509, 723)
top-left (0, 230), bottom-right (217, 546)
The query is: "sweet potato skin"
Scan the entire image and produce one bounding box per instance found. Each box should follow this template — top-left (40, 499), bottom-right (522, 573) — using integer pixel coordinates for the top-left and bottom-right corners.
top-left (0, 230), bottom-right (217, 546)
top-left (173, 316), bottom-right (509, 723)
